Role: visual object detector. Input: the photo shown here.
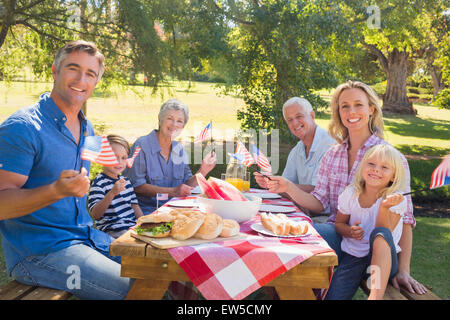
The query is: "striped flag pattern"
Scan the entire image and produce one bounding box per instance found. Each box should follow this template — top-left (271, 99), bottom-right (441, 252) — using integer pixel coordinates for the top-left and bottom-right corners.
top-left (234, 141), bottom-right (255, 167)
top-left (194, 122), bottom-right (212, 144)
top-left (430, 155), bottom-right (450, 189)
top-left (251, 144), bottom-right (272, 173)
top-left (81, 135), bottom-right (119, 166)
top-left (156, 193), bottom-right (169, 200)
top-left (125, 147), bottom-right (141, 168)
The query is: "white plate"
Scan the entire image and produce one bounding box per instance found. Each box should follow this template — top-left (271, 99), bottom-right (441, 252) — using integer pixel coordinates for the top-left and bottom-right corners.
top-left (244, 192), bottom-right (281, 199)
top-left (259, 204), bottom-right (296, 213)
top-left (190, 186), bottom-right (202, 194)
top-left (166, 199), bottom-right (198, 208)
top-left (250, 220), bottom-right (311, 238)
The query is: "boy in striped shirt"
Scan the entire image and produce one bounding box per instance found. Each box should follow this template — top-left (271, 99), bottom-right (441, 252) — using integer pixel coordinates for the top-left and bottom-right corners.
top-left (88, 135), bottom-right (144, 238)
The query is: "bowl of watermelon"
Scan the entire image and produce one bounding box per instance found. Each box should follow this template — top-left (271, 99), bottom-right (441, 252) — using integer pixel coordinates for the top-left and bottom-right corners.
top-left (195, 173), bottom-right (262, 223)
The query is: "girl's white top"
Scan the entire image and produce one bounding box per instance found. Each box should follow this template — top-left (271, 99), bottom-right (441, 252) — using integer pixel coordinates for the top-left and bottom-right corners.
top-left (338, 186), bottom-right (407, 258)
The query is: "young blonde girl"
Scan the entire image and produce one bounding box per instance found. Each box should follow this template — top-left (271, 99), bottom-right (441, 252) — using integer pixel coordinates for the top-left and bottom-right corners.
top-left (325, 144), bottom-right (408, 300)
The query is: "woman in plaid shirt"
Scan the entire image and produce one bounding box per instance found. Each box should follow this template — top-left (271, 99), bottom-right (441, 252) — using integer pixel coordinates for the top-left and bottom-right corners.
top-left (267, 80), bottom-right (427, 296)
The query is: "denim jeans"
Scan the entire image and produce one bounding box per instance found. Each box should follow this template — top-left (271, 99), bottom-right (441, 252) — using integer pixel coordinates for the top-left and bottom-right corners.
top-left (325, 227), bottom-right (399, 300)
top-left (11, 243), bottom-right (134, 300)
top-left (313, 222), bottom-right (343, 262)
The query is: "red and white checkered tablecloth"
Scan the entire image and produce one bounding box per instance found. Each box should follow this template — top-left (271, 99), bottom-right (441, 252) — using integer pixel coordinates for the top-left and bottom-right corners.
top-left (165, 189), bottom-right (335, 300)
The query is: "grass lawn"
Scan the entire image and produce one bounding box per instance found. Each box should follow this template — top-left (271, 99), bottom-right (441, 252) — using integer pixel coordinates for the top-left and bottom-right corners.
top-left (0, 80), bottom-right (449, 299)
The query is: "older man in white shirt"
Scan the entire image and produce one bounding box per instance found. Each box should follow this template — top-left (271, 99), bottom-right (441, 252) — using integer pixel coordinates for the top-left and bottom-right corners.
top-left (255, 97), bottom-right (335, 212)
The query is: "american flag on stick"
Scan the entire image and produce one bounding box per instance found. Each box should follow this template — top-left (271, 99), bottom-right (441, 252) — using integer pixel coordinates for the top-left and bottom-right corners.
top-left (251, 144), bottom-right (272, 173)
top-left (430, 155), bottom-right (450, 189)
top-left (81, 135), bottom-right (119, 166)
top-left (194, 122), bottom-right (212, 144)
top-left (233, 141), bottom-right (255, 167)
top-left (125, 147), bottom-right (141, 168)
top-left (156, 193), bottom-right (169, 200)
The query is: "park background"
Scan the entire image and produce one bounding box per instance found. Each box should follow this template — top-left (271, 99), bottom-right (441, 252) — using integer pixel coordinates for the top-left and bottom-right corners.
top-left (0, 0), bottom-right (449, 299)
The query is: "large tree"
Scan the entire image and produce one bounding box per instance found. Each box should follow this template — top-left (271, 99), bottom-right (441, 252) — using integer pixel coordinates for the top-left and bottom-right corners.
top-left (209, 0), bottom-right (352, 141)
top-left (343, 0), bottom-right (449, 114)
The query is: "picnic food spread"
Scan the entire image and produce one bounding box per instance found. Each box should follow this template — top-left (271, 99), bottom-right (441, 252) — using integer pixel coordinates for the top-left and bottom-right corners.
top-left (260, 212), bottom-right (309, 236)
top-left (134, 208), bottom-right (240, 241)
top-left (196, 173), bottom-right (247, 201)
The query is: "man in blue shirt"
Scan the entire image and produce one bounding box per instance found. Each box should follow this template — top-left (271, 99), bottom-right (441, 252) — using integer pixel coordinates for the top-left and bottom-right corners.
top-left (0, 40), bottom-right (133, 299)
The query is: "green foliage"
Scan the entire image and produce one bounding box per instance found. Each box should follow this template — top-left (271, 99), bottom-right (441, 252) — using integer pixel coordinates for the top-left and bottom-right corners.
top-left (434, 88), bottom-right (450, 110)
top-left (408, 159), bottom-right (450, 201)
top-left (218, 0), bottom-right (352, 142)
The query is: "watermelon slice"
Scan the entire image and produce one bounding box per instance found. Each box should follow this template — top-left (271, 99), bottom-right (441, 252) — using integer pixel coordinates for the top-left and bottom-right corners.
top-left (195, 173), bottom-right (224, 200)
top-left (208, 177), bottom-right (248, 201)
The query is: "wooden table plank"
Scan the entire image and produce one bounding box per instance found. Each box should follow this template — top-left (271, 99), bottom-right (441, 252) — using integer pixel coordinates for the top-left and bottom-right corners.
top-left (126, 279), bottom-right (171, 300)
top-left (110, 230), bottom-right (148, 257)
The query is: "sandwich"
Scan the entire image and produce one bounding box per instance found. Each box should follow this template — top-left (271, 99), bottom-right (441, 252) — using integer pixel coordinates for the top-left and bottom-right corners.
top-left (134, 211), bottom-right (175, 238)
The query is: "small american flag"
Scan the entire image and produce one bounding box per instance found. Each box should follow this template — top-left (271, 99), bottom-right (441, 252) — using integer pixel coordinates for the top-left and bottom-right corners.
top-left (251, 144), bottom-right (272, 173)
top-left (125, 147), bottom-right (141, 168)
top-left (430, 155), bottom-right (450, 189)
top-left (234, 141), bottom-right (255, 167)
top-left (194, 122), bottom-right (212, 144)
top-left (81, 135), bottom-right (119, 166)
top-left (156, 193), bottom-right (169, 200)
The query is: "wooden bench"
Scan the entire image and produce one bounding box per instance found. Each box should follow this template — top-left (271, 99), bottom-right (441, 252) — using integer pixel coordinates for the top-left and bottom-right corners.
top-left (360, 281), bottom-right (441, 300)
top-left (0, 280), bottom-right (72, 300)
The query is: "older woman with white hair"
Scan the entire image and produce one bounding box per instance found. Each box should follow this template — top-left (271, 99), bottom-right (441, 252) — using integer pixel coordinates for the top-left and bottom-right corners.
top-left (125, 98), bottom-right (216, 214)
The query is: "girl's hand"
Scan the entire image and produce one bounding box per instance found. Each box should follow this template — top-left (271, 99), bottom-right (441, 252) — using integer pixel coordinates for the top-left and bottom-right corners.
top-left (381, 193), bottom-right (404, 209)
top-left (266, 176), bottom-right (291, 194)
top-left (350, 221), bottom-right (364, 240)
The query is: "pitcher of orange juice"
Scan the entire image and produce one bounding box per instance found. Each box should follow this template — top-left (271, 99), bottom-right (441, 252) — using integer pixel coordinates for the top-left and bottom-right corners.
top-left (224, 157), bottom-right (246, 191)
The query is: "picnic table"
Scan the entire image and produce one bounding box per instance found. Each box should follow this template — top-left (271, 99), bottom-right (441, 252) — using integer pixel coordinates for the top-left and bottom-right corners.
top-left (110, 189), bottom-right (338, 300)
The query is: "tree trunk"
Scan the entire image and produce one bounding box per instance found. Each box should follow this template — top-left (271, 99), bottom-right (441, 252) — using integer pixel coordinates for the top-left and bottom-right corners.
top-left (382, 48), bottom-right (416, 115)
top-left (429, 64), bottom-right (444, 100)
top-left (0, 0), bottom-right (15, 50)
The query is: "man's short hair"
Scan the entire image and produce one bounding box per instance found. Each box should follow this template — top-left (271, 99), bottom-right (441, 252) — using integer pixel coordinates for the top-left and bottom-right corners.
top-left (282, 97), bottom-right (313, 119)
top-left (53, 40), bottom-right (105, 80)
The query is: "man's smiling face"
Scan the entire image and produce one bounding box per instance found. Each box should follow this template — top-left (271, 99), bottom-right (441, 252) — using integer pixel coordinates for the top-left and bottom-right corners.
top-left (51, 50), bottom-right (100, 110)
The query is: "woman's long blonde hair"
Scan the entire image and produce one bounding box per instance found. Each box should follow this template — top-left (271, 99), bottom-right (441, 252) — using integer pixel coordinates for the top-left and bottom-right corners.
top-left (329, 80), bottom-right (384, 143)
top-left (352, 144), bottom-right (406, 199)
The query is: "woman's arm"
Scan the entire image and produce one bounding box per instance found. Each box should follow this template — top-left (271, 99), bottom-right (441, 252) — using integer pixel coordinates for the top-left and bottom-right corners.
top-left (267, 176), bottom-right (325, 213)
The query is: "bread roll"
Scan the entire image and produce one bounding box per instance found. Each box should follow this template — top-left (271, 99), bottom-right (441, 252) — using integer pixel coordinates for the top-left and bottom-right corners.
top-left (171, 211), bottom-right (205, 240)
top-left (137, 211), bottom-right (174, 224)
top-left (194, 213), bottom-right (223, 240)
top-left (260, 212), bottom-right (308, 236)
top-left (220, 219), bottom-right (240, 237)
